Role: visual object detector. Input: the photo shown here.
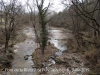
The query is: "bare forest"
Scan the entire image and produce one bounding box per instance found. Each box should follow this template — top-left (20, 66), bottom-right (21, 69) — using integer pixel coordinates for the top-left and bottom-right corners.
top-left (0, 0), bottom-right (100, 75)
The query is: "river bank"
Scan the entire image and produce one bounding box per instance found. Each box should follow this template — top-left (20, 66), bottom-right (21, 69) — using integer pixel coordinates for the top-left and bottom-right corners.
top-left (32, 27), bottom-right (90, 75)
top-left (0, 26), bottom-right (91, 75)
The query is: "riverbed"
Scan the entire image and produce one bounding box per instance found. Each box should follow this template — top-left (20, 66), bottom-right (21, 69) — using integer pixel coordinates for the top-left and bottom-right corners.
top-left (5, 26), bottom-right (72, 75)
top-left (3, 26), bottom-right (91, 75)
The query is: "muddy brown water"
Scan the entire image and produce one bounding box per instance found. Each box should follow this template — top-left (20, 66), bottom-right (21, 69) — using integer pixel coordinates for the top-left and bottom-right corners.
top-left (5, 27), bottom-right (72, 75)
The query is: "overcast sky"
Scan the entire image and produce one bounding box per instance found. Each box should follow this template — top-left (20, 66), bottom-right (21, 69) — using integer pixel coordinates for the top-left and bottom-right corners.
top-left (19, 0), bottom-right (65, 12)
top-left (3, 0), bottom-right (65, 12)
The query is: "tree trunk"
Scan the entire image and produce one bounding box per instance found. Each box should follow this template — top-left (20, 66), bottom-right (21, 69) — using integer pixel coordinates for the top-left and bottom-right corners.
top-left (5, 39), bottom-right (9, 52)
top-left (5, 34), bottom-right (10, 52)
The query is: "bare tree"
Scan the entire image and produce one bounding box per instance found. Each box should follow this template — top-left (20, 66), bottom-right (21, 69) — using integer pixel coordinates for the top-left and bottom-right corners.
top-left (0, 0), bottom-right (21, 52)
top-left (27, 0), bottom-right (52, 54)
top-left (36, 0), bottom-right (51, 54)
top-left (61, 0), bottom-right (100, 65)
top-left (72, 0), bottom-right (100, 32)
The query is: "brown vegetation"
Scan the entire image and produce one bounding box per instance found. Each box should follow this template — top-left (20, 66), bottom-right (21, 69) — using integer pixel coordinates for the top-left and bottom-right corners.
top-left (49, 0), bottom-right (100, 73)
top-left (32, 44), bottom-right (58, 68)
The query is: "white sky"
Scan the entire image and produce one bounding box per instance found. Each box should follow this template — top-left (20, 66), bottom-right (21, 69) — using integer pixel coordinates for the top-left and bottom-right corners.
top-left (3, 0), bottom-right (65, 12)
top-left (19, 0), bottom-right (65, 12)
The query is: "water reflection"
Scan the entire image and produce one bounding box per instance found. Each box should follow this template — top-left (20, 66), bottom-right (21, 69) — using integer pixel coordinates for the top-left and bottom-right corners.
top-left (48, 28), bottom-right (69, 55)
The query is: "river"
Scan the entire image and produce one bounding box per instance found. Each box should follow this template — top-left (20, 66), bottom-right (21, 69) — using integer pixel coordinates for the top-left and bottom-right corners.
top-left (5, 26), bottom-right (72, 75)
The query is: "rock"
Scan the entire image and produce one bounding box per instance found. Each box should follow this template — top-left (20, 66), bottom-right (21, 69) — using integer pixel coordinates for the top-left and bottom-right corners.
top-left (48, 59), bottom-right (55, 64)
top-left (48, 63), bottom-right (52, 67)
top-left (14, 49), bottom-right (18, 53)
top-left (50, 56), bottom-right (55, 60)
top-left (47, 41), bottom-right (51, 45)
top-left (24, 55), bottom-right (29, 60)
top-left (41, 62), bottom-right (47, 68)
top-left (32, 65), bottom-right (35, 68)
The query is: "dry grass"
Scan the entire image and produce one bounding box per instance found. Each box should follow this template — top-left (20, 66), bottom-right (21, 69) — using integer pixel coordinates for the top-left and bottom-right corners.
top-left (66, 36), bottom-right (100, 73)
top-left (32, 45), bottom-right (58, 68)
top-left (66, 38), bottom-right (79, 52)
top-left (66, 38), bottom-right (74, 50)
